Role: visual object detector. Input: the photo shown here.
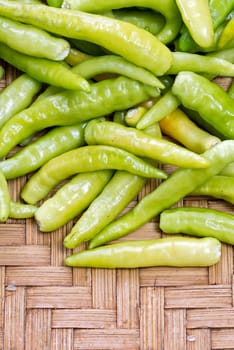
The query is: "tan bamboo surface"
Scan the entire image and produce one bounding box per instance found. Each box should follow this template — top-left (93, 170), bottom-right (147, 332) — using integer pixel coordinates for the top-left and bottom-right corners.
top-left (0, 62), bottom-right (233, 350)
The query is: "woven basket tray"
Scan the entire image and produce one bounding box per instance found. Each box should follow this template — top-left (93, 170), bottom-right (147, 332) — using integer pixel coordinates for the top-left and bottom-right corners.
top-left (0, 61), bottom-right (233, 350)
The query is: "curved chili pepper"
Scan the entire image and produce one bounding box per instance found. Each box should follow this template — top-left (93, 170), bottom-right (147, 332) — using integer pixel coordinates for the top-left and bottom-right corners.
top-left (159, 108), bottom-right (220, 154)
top-left (0, 124), bottom-right (85, 179)
top-left (35, 170), bottom-right (114, 232)
top-left (191, 175), bottom-right (234, 204)
top-left (0, 43), bottom-right (90, 92)
top-left (166, 52), bottom-right (234, 76)
top-left (88, 140), bottom-right (234, 248)
top-left (218, 17), bottom-right (234, 49)
top-left (61, 0), bottom-right (182, 45)
top-left (110, 8), bottom-right (164, 36)
top-left (72, 55), bottom-right (165, 88)
top-left (65, 47), bottom-right (91, 66)
top-left (176, 0), bottom-right (234, 52)
top-left (160, 207), bottom-right (234, 245)
top-left (0, 0), bottom-right (173, 76)
top-left (9, 201), bottom-right (37, 219)
top-left (0, 15), bottom-right (70, 60)
top-left (85, 119), bottom-right (209, 168)
top-left (171, 71), bottom-right (234, 139)
top-left (208, 48), bottom-right (234, 63)
top-left (65, 237), bottom-right (221, 268)
top-left (0, 73), bottom-right (42, 129)
top-left (136, 90), bottom-right (180, 129)
top-left (175, 0), bottom-right (214, 48)
top-left (0, 169), bottom-right (10, 222)
top-left (63, 170), bottom-right (147, 249)
top-left (21, 145), bottom-right (167, 204)
top-left (0, 76), bottom-right (159, 158)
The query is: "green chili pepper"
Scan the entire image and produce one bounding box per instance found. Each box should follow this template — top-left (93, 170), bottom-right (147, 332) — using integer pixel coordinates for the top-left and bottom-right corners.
top-left (85, 119), bottom-right (210, 169)
top-left (218, 17), bottom-right (234, 48)
top-left (21, 145), bottom-right (167, 204)
top-left (228, 80), bottom-right (234, 98)
top-left (207, 48), bottom-right (234, 64)
top-left (0, 43), bottom-right (90, 92)
top-left (171, 71), bottom-right (234, 139)
top-left (220, 162), bottom-right (234, 177)
top-left (65, 47), bottom-right (92, 66)
top-left (166, 52), bottom-right (234, 76)
top-left (64, 170), bottom-right (147, 249)
top-left (0, 169), bottom-right (10, 222)
top-left (175, 0), bottom-right (214, 48)
top-left (191, 175), bottom-right (234, 204)
top-left (0, 124), bottom-right (85, 179)
top-left (0, 0), bottom-right (173, 76)
top-left (110, 8), bottom-right (164, 36)
top-left (0, 76), bottom-right (159, 158)
top-left (9, 201), bottom-right (37, 219)
top-left (0, 65), bottom-right (4, 80)
top-left (65, 236), bottom-right (221, 268)
top-left (176, 0), bottom-right (234, 52)
top-left (88, 140), bottom-right (234, 248)
top-left (136, 90), bottom-right (180, 129)
top-left (35, 170), bottom-right (114, 232)
top-left (0, 15), bottom-right (70, 60)
top-left (159, 108), bottom-right (220, 154)
top-left (160, 207), bottom-right (234, 245)
top-left (72, 55), bottom-right (165, 88)
top-left (61, 0), bottom-right (182, 45)
top-left (0, 73), bottom-right (42, 129)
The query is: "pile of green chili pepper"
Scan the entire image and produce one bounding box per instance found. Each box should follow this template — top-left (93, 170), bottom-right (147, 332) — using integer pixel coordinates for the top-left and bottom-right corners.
top-left (0, 0), bottom-right (233, 269)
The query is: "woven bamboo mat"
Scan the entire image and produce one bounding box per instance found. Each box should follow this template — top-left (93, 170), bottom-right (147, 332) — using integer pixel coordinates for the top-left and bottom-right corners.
top-left (0, 62), bottom-right (233, 350)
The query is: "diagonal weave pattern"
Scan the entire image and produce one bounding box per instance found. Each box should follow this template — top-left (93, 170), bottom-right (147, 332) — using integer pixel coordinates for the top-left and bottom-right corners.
top-left (0, 63), bottom-right (233, 350)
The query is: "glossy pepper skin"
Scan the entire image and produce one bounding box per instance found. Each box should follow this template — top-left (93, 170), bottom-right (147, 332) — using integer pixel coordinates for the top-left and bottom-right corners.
top-left (9, 201), bottom-right (37, 219)
top-left (0, 76), bottom-right (159, 158)
top-left (72, 55), bottom-right (165, 88)
top-left (0, 170), bottom-right (10, 222)
top-left (0, 0), bottom-right (173, 76)
top-left (166, 52), bottom-right (234, 76)
top-left (0, 42), bottom-right (90, 92)
top-left (85, 119), bottom-right (210, 169)
top-left (175, 0), bottom-right (214, 48)
top-left (159, 108), bottom-right (220, 154)
top-left (0, 124), bottom-right (85, 179)
top-left (88, 140), bottom-right (234, 248)
top-left (35, 170), bottom-right (114, 232)
top-left (0, 73), bottom-right (42, 129)
top-left (21, 145), bottom-right (167, 204)
top-left (191, 175), bottom-right (234, 204)
top-left (65, 237), bottom-right (221, 268)
top-left (61, 0), bottom-right (182, 45)
top-left (0, 15), bottom-right (70, 60)
top-left (137, 90), bottom-right (180, 129)
top-left (171, 71), bottom-right (234, 139)
top-left (64, 170), bottom-right (147, 249)
top-left (160, 207), bottom-right (234, 245)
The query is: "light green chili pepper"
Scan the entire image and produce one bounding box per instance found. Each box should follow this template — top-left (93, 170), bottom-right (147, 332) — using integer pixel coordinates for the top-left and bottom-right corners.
top-left (0, 15), bottom-right (70, 60)
top-left (21, 145), bottom-right (167, 204)
top-left (72, 55), bottom-right (165, 88)
top-left (0, 73), bottom-right (42, 129)
top-left (88, 140), bottom-right (234, 248)
top-left (0, 42), bottom-right (90, 92)
top-left (9, 201), bottom-right (37, 219)
top-left (0, 169), bottom-right (10, 222)
top-left (0, 76), bottom-right (159, 158)
top-left (136, 90), bottom-right (180, 129)
top-left (191, 175), bottom-right (234, 204)
top-left (64, 170), bottom-right (147, 249)
top-left (84, 119), bottom-right (209, 169)
top-left (35, 170), bottom-right (114, 232)
top-left (160, 207), bottom-right (234, 245)
top-left (65, 237), bottom-right (221, 268)
top-left (0, 0), bottom-right (173, 76)
top-left (0, 124), bottom-right (85, 179)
